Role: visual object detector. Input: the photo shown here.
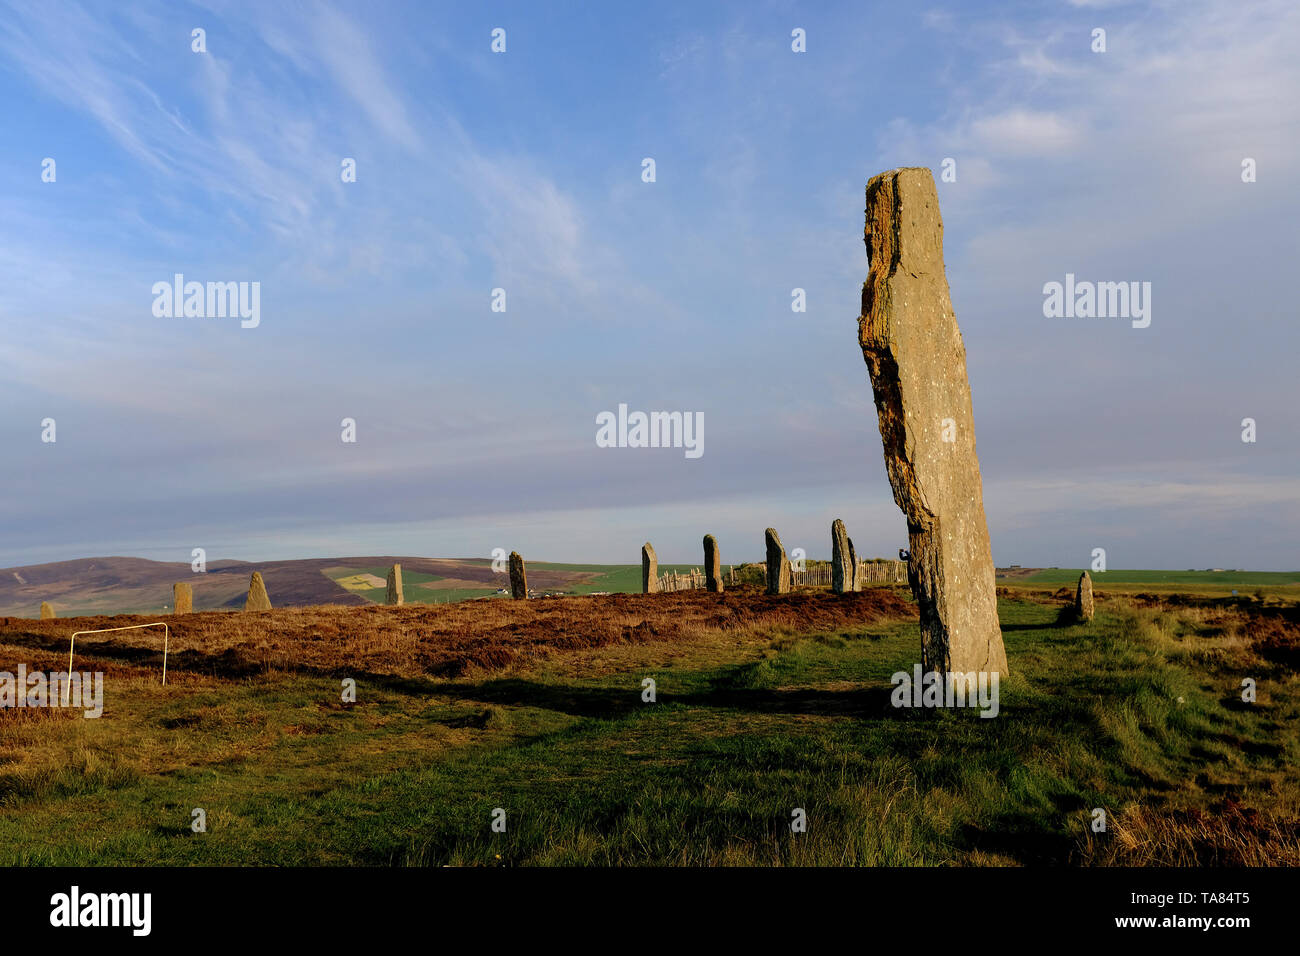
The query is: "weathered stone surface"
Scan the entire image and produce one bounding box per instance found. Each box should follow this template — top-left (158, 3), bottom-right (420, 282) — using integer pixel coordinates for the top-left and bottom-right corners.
top-left (39, 601), bottom-right (55, 620)
top-left (244, 572), bottom-right (272, 611)
top-left (847, 537), bottom-right (861, 591)
top-left (1075, 571), bottom-right (1095, 622)
top-left (509, 552), bottom-right (527, 599)
top-left (173, 582), bottom-right (193, 614)
top-left (386, 564), bottom-right (404, 606)
top-left (642, 542), bottom-right (659, 594)
top-left (765, 528), bottom-right (792, 595)
top-left (858, 166), bottom-right (1008, 677)
top-left (831, 519), bottom-right (852, 594)
top-left (703, 535), bottom-right (723, 593)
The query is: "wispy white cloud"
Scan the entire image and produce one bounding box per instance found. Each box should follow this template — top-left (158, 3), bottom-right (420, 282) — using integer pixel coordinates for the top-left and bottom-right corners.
top-left (301, 3), bottom-right (424, 151)
top-left (970, 108), bottom-right (1079, 155)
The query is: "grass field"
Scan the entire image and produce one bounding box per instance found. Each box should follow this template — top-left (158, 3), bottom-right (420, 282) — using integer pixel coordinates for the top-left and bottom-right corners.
top-left (329, 566), bottom-right (461, 604)
top-left (322, 562), bottom-right (717, 603)
top-left (526, 562), bottom-right (719, 595)
top-left (998, 568), bottom-right (1300, 601)
top-left (1, 584), bottom-right (1296, 865)
top-left (322, 563), bottom-right (1300, 606)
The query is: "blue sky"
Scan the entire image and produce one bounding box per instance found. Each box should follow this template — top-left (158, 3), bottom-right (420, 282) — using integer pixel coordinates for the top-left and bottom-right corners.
top-left (1, 0), bottom-right (1297, 570)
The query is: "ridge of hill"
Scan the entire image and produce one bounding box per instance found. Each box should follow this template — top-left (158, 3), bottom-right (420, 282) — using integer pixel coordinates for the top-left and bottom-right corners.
top-left (0, 555), bottom-right (688, 617)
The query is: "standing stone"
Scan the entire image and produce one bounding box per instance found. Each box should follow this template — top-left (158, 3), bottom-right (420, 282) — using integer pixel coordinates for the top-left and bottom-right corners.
top-left (1075, 571), bottom-right (1095, 622)
top-left (39, 601), bottom-right (55, 620)
top-left (831, 519), bottom-right (853, 594)
top-left (244, 571), bottom-right (272, 611)
top-left (764, 528), bottom-right (792, 595)
top-left (509, 551), bottom-right (527, 599)
top-left (642, 542), bottom-right (659, 594)
top-left (386, 564), bottom-right (404, 606)
top-left (703, 535), bottom-right (723, 593)
top-left (847, 537), bottom-right (861, 592)
top-left (858, 166), bottom-right (1008, 677)
top-left (173, 582), bottom-right (193, 614)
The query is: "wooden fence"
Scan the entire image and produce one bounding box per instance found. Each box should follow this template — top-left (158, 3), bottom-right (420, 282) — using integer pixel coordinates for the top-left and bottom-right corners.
top-left (657, 568), bottom-right (712, 592)
top-left (858, 560), bottom-right (908, 584)
top-left (792, 560), bottom-right (907, 587)
top-left (658, 561), bottom-right (905, 592)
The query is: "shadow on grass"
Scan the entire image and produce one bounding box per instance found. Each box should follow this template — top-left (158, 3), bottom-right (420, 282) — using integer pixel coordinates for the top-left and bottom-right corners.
top-left (398, 674), bottom-right (934, 723)
top-left (1000, 621), bottom-right (1060, 632)
top-left (956, 809), bottom-right (1078, 864)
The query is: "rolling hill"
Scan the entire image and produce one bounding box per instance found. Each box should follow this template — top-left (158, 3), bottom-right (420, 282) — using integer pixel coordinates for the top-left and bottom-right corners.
top-left (0, 556), bottom-right (705, 618)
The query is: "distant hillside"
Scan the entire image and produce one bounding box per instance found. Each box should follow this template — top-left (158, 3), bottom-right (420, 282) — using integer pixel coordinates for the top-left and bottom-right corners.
top-left (0, 555), bottom-right (356, 617)
top-left (0, 556), bottom-right (702, 618)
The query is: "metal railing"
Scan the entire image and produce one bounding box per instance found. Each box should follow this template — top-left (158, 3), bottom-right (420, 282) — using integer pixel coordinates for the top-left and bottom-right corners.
top-left (68, 622), bottom-right (170, 686)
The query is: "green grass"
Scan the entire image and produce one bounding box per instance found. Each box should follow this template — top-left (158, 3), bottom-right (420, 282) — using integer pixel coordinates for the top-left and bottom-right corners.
top-left (409, 587), bottom-right (502, 603)
top-left (2, 594), bottom-right (1295, 865)
top-left (999, 568), bottom-right (1300, 602)
top-left (350, 567), bottom-right (444, 586)
top-left (333, 567), bottom-right (451, 604)
top-left (1002, 568), bottom-right (1299, 586)
top-left (323, 562), bottom-right (709, 602)
top-left (528, 563), bottom-right (714, 594)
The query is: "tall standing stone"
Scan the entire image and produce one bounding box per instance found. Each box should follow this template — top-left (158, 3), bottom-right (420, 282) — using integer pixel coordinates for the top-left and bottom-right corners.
top-left (831, 519), bottom-right (852, 594)
top-left (703, 535), bottom-right (723, 593)
top-left (847, 537), bottom-right (861, 592)
top-left (386, 564), bottom-right (404, 606)
top-left (509, 552), bottom-right (527, 599)
top-left (858, 166), bottom-right (1008, 677)
top-left (1075, 571), bottom-right (1095, 622)
top-left (244, 572), bottom-right (272, 611)
top-left (765, 528), bottom-right (792, 595)
top-left (39, 601), bottom-right (55, 620)
top-left (642, 542), bottom-right (659, 594)
top-left (173, 582), bottom-right (193, 614)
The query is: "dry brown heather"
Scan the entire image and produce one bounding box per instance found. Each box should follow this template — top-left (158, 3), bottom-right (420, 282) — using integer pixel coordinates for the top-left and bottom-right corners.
top-left (0, 586), bottom-right (915, 681)
top-left (1079, 798), bottom-right (1300, 867)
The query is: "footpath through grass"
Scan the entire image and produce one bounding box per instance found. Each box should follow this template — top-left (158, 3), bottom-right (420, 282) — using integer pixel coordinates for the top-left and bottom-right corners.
top-left (1, 595), bottom-right (1295, 865)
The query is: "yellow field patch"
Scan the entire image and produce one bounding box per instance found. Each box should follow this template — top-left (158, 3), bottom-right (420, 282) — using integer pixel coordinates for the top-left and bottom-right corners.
top-left (336, 573), bottom-right (387, 590)
top-left (416, 577), bottom-right (492, 590)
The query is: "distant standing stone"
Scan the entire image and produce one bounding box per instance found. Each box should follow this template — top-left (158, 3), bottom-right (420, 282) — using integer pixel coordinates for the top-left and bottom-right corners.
top-left (39, 601), bottom-right (55, 620)
top-left (173, 582), bottom-right (193, 614)
top-left (831, 519), bottom-right (852, 594)
top-left (765, 528), bottom-right (792, 595)
top-left (847, 537), bottom-right (861, 592)
top-left (386, 564), bottom-right (404, 606)
top-left (703, 535), bottom-right (723, 593)
top-left (244, 571), bottom-right (272, 611)
top-left (642, 542), bottom-right (659, 594)
top-left (509, 552), bottom-right (527, 599)
top-left (1075, 571), bottom-right (1095, 622)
